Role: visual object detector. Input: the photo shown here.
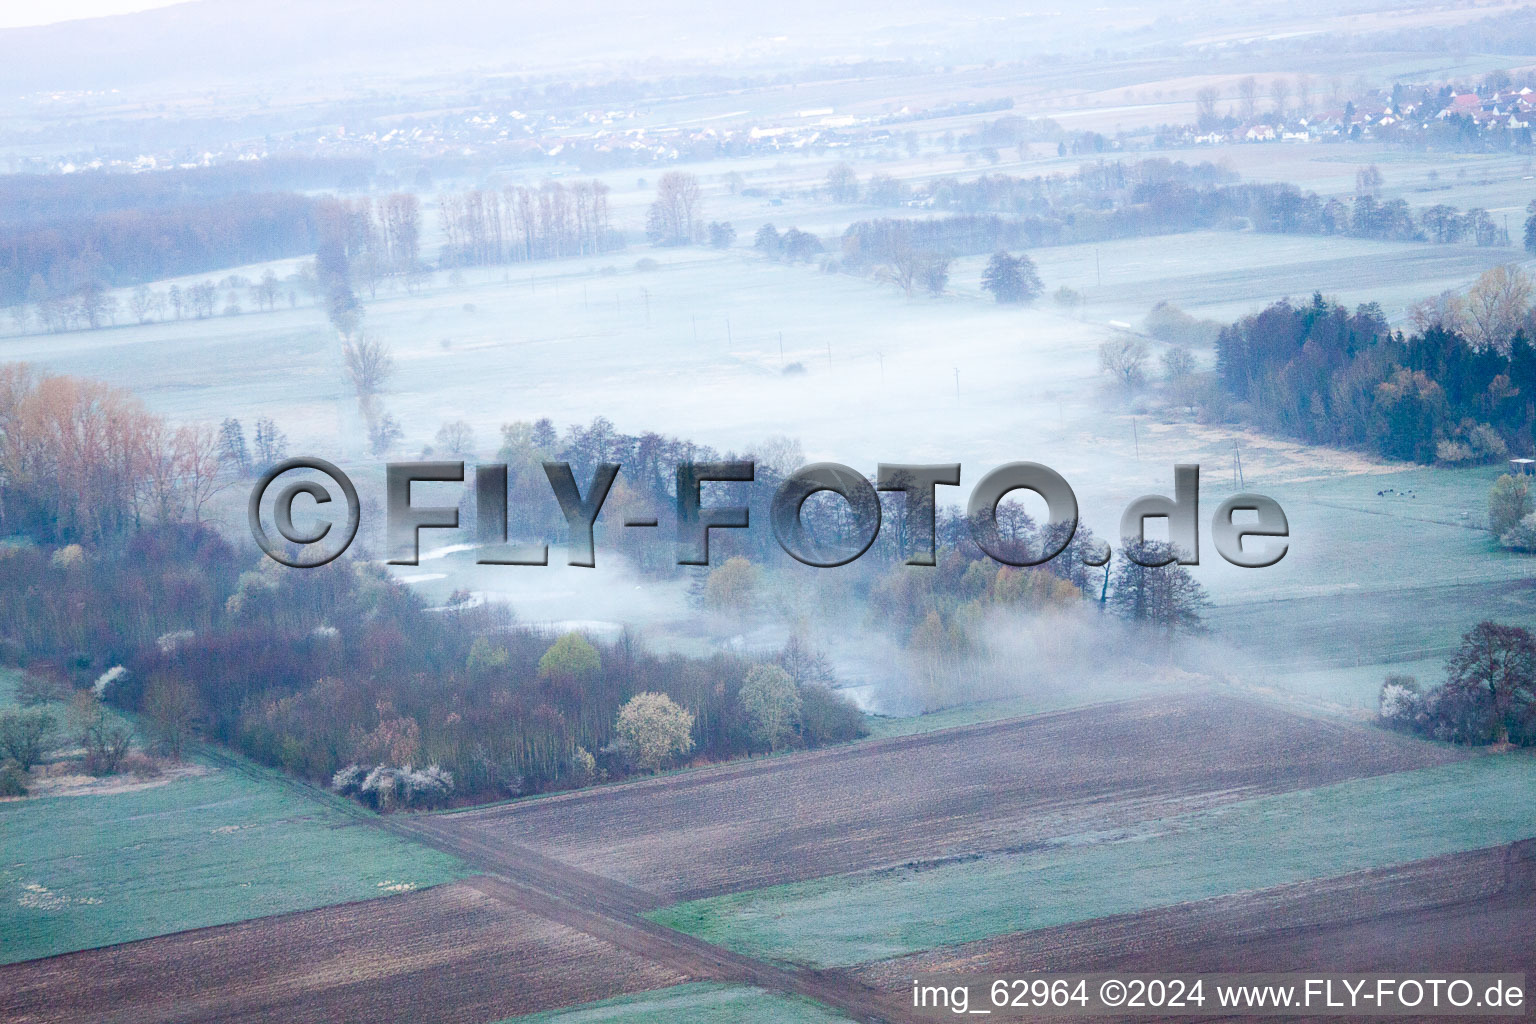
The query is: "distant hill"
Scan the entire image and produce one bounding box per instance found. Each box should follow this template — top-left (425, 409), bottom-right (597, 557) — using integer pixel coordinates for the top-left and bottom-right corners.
top-left (0, 0), bottom-right (1158, 94)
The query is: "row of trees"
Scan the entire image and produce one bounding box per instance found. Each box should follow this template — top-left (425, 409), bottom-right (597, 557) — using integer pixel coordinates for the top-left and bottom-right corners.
top-left (1213, 289), bottom-right (1536, 462)
top-left (0, 364), bottom-right (223, 545)
top-left (838, 167), bottom-right (1509, 268)
top-left (0, 192), bottom-right (320, 308)
top-left (1194, 75), bottom-right (1334, 129)
top-left (0, 157), bottom-right (373, 316)
top-left (312, 194), bottom-right (425, 301)
top-left (3, 530), bottom-right (865, 805)
top-left (11, 270), bottom-right (315, 335)
top-left (440, 180), bottom-right (619, 266)
top-left (753, 224), bottom-right (825, 263)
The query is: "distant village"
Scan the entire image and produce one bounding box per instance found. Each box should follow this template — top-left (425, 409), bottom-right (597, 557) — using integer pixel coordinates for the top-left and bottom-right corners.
top-left (23, 77), bottom-right (1536, 180)
top-left (1188, 84), bottom-right (1536, 148)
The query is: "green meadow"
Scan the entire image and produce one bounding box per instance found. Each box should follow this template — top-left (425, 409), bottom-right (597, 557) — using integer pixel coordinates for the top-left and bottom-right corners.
top-left (0, 756), bottom-right (468, 964)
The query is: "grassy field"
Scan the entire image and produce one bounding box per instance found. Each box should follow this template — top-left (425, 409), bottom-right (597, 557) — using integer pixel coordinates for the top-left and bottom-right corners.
top-left (856, 840), bottom-right (1536, 985)
top-left (646, 753), bottom-right (1536, 968)
top-left (957, 231), bottom-right (1524, 327)
top-left (0, 756), bottom-right (469, 964)
top-left (503, 983), bottom-right (853, 1024)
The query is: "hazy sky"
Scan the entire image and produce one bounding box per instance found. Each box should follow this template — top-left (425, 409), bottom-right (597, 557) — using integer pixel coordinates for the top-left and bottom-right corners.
top-left (0, 0), bottom-right (184, 29)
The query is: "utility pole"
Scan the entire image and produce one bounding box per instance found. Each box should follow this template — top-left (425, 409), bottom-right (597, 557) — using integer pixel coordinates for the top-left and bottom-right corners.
top-left (1132, 417), bottom-right (1140, 460)
top-left (692, 315), bottom-right (698, 343)
top-left (877, 350), bottom-right (885, 382)
top-left (826, 340), bottom-right (832, 365)
top-left (954, 366), bottom-right (960, 397)
top-left (1095, 247), bottom-right (1102, 288)
top-left (642, 288), bottom-right (650, 326)
top-left (779, 331), bottom-right (784, 365)
top-left (726, 318), bottom-right (732, 347)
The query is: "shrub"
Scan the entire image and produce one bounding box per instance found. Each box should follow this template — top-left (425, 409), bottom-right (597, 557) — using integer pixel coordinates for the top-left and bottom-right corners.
top-left (0, 709), bottom-right (57, 770)
top-left (1467, 423), bottom-right (1509, 462)
top-left (1144, 301), bottom-right (1222, 346)
top-left (74, 693), bottom-right (133, 776)
top-left (1500, 512), bottom-right (1536, 553)
top-left (0, 760), bottom-right (27, 797)
top-left (92, 664), bottom-right (127, 698)
top-left (613, 692), bottom-right (694, 773)
top-left (49, 544), bottom-right (85, 569)
top-left (1377, 675), bottom-right (1423, 731)
top-left (466, 635), bottom-right (510, 674)
top-left (1053, 285), bottom-right (1084, 307)
top-left (121, 751), bottom-right (163, 778)
top-left (1488, 475), bottom-right (1531, 537)
top-left (568, 745), bottom-right (599, 787)
top-left (739, 664), bottom-right (801, 751)
top-left (798, 684), bottom-right (867, 745)
top-left (348, 764), bottom-right (453, 811)
top-left (1435, 439), bottom-right (1475, 465)
top-left (331, 763), bottom-right (365, 795)
top-left (538, 632), bottom-right (600, 680)
top-left (400, 764), bottom-right (454, 806)
top-left (704, 556), bottom-right (758, 611)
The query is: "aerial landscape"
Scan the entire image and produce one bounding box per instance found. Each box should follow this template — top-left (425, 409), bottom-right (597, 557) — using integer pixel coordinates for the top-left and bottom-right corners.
top-left (0, 0), bottom-right (1534, 1020)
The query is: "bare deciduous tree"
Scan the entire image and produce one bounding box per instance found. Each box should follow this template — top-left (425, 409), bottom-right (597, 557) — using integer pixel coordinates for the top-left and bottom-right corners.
top-left (1099, 337), bottom-right (1149, 392)
top-left (137, 421), bottom-right (226, 526)
top-left (368, 411), bottom-right (404, 456)
top-left (144, 676), bottom-right (198, 760)
top-left (343, 334), bottom-right (394, 396)
top-left (644, 172), bottom-right (703, 246)
top-left (1458, 264), bottom-right (1533, 355)
top-left (1238, 76), bottom-right (1258, 120)
top-left (435, 420), bottom-right (475, 456)
top-left (129, 285), bottom-right (157, 324)
top-left (1270, 78), bottom-right (1290, 117)
top-left (1195, 85), bottom-right (1220, 129)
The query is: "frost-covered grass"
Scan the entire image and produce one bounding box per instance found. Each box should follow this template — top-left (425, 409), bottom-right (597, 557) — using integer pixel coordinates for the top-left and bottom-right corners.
top-left (647, 754), bottom-right (1536, 968)
top-left (502, 983), bottom-right (854, 1023)
top-left (1261, 658), bottom-right (1447, 715)
top-left (0, 753), bottom-right (469, 964)
top-left (991, 230), bottom-right (1523, 326)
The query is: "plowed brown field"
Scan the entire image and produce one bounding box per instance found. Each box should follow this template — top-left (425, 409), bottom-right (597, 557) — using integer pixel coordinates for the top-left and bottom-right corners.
top-left (442, 693), bottom-right (1463, 900)
top-left (0, 880), bottom-right (688, 1024)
